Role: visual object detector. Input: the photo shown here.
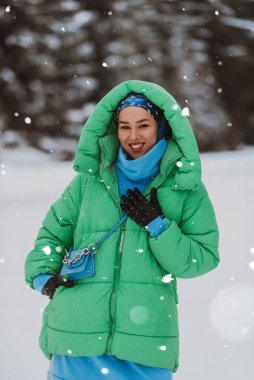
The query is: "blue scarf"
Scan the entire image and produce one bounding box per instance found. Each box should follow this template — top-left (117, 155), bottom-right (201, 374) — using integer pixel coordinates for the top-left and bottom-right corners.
top-left (114, 137), bottom-right (168, 199)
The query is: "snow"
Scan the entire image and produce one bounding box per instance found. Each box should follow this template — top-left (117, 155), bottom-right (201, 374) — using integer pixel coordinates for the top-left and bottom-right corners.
top-left (101, 367), bottom-right (110, 374)
top-left (221, 16), bottom-right (254, 36)
top-left (0, 145), bottom-right (254, 379)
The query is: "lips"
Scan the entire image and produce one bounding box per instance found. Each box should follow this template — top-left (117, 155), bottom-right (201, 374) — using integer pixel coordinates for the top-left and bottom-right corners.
top-left (129, 142), bottom-right (145, 153)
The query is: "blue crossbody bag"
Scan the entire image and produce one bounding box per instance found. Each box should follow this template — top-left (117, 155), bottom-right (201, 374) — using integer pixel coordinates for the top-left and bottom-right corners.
top-left (60, 215), bottom-right (127, 280)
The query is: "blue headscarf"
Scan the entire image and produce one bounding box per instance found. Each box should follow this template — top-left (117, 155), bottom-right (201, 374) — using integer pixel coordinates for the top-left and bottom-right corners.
top-left (114, 93), bottom-right (167, 142)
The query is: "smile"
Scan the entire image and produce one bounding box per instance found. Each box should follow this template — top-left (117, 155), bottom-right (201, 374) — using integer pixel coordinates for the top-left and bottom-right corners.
top-left (129, 143), bottom-right (145, 152)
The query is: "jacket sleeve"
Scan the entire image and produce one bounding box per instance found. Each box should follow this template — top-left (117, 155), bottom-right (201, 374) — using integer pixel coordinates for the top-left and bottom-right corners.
top-left (25, 173), bottom-right (87, 289)
top-left (148, 181), bottom-right (220, 279)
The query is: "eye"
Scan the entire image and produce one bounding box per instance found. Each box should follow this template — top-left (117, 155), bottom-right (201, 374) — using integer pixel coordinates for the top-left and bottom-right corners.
top-left (139, 124), bottom-right (149, 128)
top-left (119, 125), bottom-right (130, 129)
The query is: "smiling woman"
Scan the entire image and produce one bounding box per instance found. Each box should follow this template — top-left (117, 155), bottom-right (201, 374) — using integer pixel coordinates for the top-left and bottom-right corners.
top-left (25, 80), bottom-right (220, 380)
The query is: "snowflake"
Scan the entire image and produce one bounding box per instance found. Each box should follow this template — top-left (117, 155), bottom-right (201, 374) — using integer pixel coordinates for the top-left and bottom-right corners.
top-left (24, 117), bottom-right (32, 124)
top-left (101, 367), bottom-right (109, 374)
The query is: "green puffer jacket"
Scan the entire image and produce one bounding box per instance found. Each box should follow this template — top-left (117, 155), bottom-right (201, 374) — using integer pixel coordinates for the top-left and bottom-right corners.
top-left (24, 80), bottom-right (220, 373)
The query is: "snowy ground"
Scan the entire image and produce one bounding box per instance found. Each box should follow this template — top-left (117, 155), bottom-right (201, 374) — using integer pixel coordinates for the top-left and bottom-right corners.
top-left (0, 145), bottom-right (254, 380)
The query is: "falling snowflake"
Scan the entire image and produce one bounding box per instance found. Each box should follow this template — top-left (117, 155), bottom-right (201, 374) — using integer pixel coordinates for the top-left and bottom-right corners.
top-left (0, 258), bottom-right (5, 264)
top-left (215, 10), bottom-right (219, 16)
top-left (101, 367), bottom-right (109, 374)
top-left (250, 247), bottom-right (254, 254)
top-left (249, 261), bottom-right (254, 270)
top-left (42, 246), bottom-right (51, 255)
top-left (14, 112), bottom-right (19, 117)
top-left (102, 62), bottom-right (109, 68)
top-left (55, 246), bottom-right (62, 252)
top-left (136, 248), bottom-right (144, 253)
top-left (176, 161), bottom-right (183, 168)
top-left (171, 104), bottom-right (179, 110)
top-left (161, 274), bottom-right (174, 283)
top-left (24, 117), bottom-right (32, 124)
top-left (129, 305), bottom-right (149, 324)
top-left (181, 107), bottom-right (190, 117)
top-left (5, 5), bottom-right (11, 13)
top-left (209, 284), bottom-right (254, 342)
top-left (159, 345), bottom-right (167, 351)
top-left (160, 296), bottom-right (165, 301)
top-left (67, 349), bottom-right (72, 354)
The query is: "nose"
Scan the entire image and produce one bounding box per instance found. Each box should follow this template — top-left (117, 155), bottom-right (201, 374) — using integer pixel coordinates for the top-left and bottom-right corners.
top-left (129, 128), bottom-right (140, 141)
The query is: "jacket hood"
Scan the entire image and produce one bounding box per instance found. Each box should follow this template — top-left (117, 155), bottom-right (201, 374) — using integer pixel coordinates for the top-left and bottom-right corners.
top-left (73, 80), bottom-right (201, 191)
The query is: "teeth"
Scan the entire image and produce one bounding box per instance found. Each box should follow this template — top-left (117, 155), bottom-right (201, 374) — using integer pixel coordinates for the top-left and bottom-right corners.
top-left (130, 143), bottom-right (143, 148)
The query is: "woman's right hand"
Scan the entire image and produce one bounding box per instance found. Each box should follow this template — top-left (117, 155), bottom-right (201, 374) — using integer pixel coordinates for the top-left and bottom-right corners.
top-left (42, 276), bottom-right (75, 299)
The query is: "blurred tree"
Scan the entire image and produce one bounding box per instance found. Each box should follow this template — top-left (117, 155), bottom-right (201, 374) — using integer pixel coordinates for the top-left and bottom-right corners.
top-left (0, 0), bottom-right (253, 159)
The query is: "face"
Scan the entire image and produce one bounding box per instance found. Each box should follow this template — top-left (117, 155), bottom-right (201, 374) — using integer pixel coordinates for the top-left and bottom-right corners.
top-left (117, 106), bottom-right (158, 158)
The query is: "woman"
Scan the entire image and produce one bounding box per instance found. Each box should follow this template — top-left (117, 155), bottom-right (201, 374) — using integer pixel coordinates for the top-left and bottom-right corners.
top-left (25, 80), bottom-right (220, 379)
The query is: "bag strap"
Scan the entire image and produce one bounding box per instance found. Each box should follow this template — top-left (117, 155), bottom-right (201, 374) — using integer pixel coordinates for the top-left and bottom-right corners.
top-left (93, 214), bottom-right (127, 251)
top-left (63, 214), bottom-right (128, 266)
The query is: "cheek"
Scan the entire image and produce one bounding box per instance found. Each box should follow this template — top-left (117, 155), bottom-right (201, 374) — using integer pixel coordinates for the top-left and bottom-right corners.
top-left (145, 129), bottom-right (157, 144)
top-left (118, 132), bottom-right (129, 148)
top-left (117, 130), bottom-right (124, 143)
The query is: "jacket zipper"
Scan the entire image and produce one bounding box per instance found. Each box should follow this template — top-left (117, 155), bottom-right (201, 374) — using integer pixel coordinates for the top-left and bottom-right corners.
top-left (106, 222), bottom-right (126, 353)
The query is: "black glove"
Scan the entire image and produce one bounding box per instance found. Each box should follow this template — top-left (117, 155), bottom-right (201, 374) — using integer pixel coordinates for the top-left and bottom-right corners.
top-left (42, 276), bottom-right (75, 300)
top-left (120, 187), bottom-right (165, 227)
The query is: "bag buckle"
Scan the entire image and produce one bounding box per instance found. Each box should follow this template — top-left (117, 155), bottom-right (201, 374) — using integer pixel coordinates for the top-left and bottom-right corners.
top-left (87, 242), bottom-right (99, 255)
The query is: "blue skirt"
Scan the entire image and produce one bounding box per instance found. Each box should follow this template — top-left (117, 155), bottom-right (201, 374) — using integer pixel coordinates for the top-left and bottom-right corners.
top-left (47, 354), bottom-right (173, 380)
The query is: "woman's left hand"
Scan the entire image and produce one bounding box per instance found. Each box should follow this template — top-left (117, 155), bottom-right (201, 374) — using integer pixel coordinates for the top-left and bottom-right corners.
top-left (120, 187), bottom-right (164, 227)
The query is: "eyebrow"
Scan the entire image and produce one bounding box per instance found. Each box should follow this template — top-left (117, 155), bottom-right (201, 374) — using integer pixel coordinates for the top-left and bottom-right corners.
top-left (118, 119), bottom-right (150, 125)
